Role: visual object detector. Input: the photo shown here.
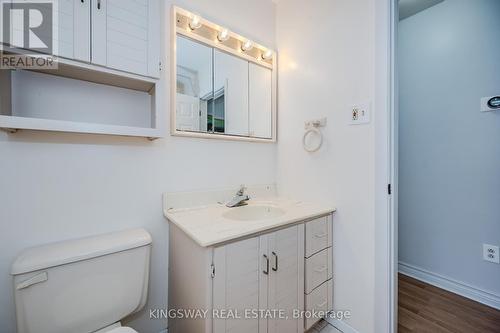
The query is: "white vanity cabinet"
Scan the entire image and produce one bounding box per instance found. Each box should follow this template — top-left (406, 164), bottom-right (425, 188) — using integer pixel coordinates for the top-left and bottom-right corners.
top-left (213, 224), bottom-right (304, 333)
top-left (168, 213), bottom-right (334, 333)
top-left (304, 216), bottom-right (334, 330)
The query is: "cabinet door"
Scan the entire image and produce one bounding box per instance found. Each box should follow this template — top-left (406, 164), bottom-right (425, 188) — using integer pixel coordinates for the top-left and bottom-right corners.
top-left (249, 63), bottom-right (272, 139)
top-left (213, 236), bottom-right (268, 333)
top-left (91, 0), bottom-right (160, 77)
top-left (8, 0), bottom-right (90, 61)
top-left (214, 49), bottom-right (249, 136)
top-left (268, 225), bottom-right (305, 333)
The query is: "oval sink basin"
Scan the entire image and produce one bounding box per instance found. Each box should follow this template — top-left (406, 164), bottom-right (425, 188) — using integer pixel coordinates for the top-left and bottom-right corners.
top-left (223, 205), bottom-right (286, 221)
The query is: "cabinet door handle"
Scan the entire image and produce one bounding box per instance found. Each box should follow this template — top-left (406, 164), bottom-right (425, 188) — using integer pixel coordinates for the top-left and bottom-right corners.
top-left (272, 251), bottom-right (278, 272)
top-left (97, 0), bottom-right (101, 10)
top-left (263, 254), bottom-right (269, 275)
top-left (314, 232), bottom-right (327, 238)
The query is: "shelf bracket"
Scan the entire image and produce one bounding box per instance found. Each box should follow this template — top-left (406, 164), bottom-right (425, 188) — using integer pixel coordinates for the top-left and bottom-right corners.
top-left (1, 127), bottom-right (19, 134)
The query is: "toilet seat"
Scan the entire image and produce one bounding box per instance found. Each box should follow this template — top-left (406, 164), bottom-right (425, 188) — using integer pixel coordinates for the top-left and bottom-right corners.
top-left (107, 327), bottom-right (138, 333)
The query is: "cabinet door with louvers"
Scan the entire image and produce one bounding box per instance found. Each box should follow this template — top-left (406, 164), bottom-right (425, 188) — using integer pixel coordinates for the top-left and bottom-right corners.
top-left (213, 236), bottom-right (269, 333)
top-left (267, 225), bottom-right (305, 333)
top-left (7, 0), bottom-right (90, 62)
top-left (91, 0), bottom-right (160, 78)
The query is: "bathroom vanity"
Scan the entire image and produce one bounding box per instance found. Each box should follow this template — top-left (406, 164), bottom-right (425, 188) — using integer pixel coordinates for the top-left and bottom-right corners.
top-left (164, 186), bottom-right (335, 333)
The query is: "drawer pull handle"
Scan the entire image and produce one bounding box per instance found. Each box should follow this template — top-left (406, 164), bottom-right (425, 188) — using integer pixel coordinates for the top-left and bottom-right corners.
top-left (272, 251), bottom-right (278, 272)
top-left (314, 232), bottom-right (327, 238)
top-left (263, 254), bottom-right (269, 275)
top-left (317, 299), bottom-right (327, 307)
top-left (314, 265), bottom-right (327, 273)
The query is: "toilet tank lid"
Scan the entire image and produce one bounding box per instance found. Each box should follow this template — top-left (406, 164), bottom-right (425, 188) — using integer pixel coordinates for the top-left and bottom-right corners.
top-left (11, 228), bottom-right (152, 275)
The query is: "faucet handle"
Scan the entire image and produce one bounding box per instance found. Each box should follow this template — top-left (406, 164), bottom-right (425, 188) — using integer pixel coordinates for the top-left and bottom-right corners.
top-left (237, 184), bottom-right (247, 196)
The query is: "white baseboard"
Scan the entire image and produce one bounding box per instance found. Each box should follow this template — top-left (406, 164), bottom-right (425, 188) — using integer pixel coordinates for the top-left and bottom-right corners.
top-left (324, 317), bottom-right (361, 333)
top-left (399, 261), bottom-right (500, 310)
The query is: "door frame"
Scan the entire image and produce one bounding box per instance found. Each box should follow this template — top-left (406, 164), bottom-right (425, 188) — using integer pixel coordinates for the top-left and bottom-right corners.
top-left (374, 0), bottom-right (398, 332)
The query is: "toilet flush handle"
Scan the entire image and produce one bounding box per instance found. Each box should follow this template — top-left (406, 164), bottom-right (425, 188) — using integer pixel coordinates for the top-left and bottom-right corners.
top-left (16, 272), bottom-right (48, 290)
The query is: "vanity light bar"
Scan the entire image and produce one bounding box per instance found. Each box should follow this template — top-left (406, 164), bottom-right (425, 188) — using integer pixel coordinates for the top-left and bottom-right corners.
top-left (262, 49), bottom-right (273, 60)
top-left (189, 15), bottom-right (202, 30)
top-left (174, 6), bottom-right (275, 68)
top-left (217, 29), bottom-right (230, 42)
top-left (241, 40), bottom-right (254, 52)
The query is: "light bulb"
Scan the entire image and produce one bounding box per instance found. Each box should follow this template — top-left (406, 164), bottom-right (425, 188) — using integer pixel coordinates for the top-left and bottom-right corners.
top-left (189, 15), bottom-right (202, 30)
top-left (217, 29), bottom-right (230, 42)
top-left (262, 49), bottom-right (273, 60)
top-left (241, 40), bottom-right (253, 52)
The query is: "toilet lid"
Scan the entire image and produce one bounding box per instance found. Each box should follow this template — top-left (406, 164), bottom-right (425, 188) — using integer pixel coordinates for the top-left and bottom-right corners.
top-left (107, 327), bottom-right (138, 333)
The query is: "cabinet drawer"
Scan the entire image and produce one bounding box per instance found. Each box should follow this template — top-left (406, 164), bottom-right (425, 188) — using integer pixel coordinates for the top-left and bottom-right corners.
top-left (305, 248), bottom-right (328, 294)
top-left (327, 279), bottom-right (333, 312)
top-left (305, 216), bottom-right (330, 257)
top-left (305, 281), bottom-right (328, 330)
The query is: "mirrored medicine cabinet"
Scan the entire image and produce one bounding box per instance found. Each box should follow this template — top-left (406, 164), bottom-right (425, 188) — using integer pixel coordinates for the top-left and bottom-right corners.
top-left (171, 7), bottom-right (277, 142)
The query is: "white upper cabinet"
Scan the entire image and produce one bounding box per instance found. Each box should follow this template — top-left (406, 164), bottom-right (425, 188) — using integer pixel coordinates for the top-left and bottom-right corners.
top-left (11, 0), bottom-right (90, 62)
top-left (92, 0), bottom-right (160, 77)
top-left (91, 0), bottom-right (160, 77)
top-left (7, 0), bottom-right (160, 78)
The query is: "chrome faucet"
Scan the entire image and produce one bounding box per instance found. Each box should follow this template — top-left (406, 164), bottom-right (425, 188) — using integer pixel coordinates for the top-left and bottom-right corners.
top-left (226, 185), bottom-right (250, 208)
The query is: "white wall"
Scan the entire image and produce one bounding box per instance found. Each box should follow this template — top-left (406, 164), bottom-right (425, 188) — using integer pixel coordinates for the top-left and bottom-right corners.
top-left (275, 1), bottom-right (377, 332)
top-left (399, 0), bottom-right (500, 296)
top-left (0, 1), bottom-right (276, 332)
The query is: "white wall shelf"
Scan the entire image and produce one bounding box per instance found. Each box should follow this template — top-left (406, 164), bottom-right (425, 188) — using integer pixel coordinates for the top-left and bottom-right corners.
top-left (0, 115), bottom-right (162, 139)
top-left (0, 68), bottom-right (164, 140)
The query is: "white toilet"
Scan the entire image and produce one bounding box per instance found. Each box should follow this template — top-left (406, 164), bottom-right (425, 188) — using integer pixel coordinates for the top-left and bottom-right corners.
top-left (11, 228), bottom-right (152, 333)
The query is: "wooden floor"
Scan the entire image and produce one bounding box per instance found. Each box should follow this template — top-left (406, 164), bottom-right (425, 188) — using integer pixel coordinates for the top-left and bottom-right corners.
top-left (399, 274), bottom-right (500, 333)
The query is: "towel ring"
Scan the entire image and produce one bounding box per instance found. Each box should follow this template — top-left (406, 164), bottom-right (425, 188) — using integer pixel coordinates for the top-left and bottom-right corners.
top-left (303, 127), bottom-right (323, 152)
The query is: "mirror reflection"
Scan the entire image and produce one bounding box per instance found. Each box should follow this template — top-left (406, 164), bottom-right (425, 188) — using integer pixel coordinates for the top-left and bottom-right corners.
top-left (176, 36), bottom-right (212, 132)
top-left (175, 35), bottom-right (273, 139)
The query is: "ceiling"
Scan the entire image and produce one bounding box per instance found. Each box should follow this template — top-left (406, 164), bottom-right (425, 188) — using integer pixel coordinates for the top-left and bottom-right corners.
top-left (399, 0), bottom-right (444, 20)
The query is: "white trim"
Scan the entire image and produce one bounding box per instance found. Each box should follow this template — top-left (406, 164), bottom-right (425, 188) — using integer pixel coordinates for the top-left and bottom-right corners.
top-left (399, 262), bottom-right (500, 310)
top-left (389, 0), bottom-right (399, 332)
top-left (374, 0), bottom-right (395, 332)
top-left (324, 317), bottom-right (361, 333)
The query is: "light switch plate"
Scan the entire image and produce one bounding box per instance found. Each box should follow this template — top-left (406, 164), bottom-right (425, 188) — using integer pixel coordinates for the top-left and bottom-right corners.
top-left (350, 103), bottom-right (371, 125)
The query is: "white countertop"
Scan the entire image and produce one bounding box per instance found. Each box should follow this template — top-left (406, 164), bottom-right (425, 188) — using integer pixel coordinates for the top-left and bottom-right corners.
top-left (164, 198), bottom-right (336, 247)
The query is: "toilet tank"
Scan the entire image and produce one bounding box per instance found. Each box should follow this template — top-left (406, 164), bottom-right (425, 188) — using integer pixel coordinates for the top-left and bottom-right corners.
top-left (11, 229), bottom-right (152, 333)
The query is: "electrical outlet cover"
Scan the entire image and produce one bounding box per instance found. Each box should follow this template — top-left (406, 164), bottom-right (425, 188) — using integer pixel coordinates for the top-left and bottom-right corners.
top-left (350, 102), bottom-right (371, 125)
top-left (483, 244), bottom-right (500, 264)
